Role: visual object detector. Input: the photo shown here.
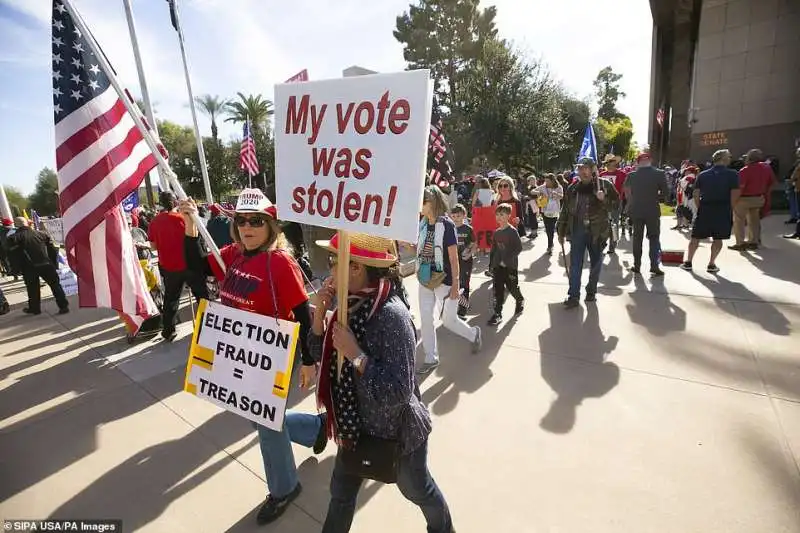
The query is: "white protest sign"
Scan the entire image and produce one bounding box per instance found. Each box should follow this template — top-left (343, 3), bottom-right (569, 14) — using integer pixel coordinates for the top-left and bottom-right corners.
top-left (184, 299), bottom-right (299, 431)
top-left (42, 218), bottom-right (65, 246)
top-left (58, 266), bottom-right (78, 297)
top-left (274, 70), bottom-right (433, 242)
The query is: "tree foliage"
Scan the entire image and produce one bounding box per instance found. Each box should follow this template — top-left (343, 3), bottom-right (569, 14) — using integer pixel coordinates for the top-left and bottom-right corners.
top-left (394, 0), bottom-right (498, 109)
top-left (596, 116), bottom-right (634, 161)
top-left (4, 185), bottom-right (28, 213)
top-left (225, 92), bottom-right (274, 136)
top-left (195, 94), bottom-right (229, 141)
top-left (28, 167), bottom-right (60, 216)
top-left (594, 66), bottom-right (626, 122)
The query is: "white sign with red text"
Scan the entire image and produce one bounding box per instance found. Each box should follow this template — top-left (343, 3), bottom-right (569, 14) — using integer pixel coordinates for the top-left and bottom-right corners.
top-left (274, 70), bottom-right (433, 242)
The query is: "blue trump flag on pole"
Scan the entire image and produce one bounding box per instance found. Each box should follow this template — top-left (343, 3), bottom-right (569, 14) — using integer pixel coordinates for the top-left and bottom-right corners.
top-left (577, 123), bottom-right (598, 163)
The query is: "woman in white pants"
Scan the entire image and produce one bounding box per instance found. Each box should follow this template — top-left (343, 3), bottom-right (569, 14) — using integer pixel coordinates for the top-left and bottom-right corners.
top-left (416, 185), bottom-right (482, 375)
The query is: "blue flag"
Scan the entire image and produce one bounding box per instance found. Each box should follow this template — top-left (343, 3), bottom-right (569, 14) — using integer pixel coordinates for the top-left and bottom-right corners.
top-left (122, 191), bottom-right (139, 213)
top-left (577, 123), bottom-right (598, 163)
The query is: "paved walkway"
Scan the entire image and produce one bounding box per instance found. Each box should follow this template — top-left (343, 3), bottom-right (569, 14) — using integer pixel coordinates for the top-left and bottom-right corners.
top-left (1, 216), bottom-right (799, 532)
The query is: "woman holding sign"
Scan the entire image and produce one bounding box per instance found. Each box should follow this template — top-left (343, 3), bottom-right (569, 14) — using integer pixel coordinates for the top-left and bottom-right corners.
top-left (180, 189), bottom-right (326, 526)
top-left (417, 185), bottom-right (482, 375)
top-left (310, 233), bottom-right (454, 533)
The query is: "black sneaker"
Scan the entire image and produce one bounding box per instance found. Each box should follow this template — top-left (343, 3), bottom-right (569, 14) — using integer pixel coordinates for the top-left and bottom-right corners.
top-left (23, 308), bottom-right (41, 315)
top-left (546, 247), bottom-right (553, 255)
top-left (650, 268), bottom-right (665, 277)
top-left (514, 300), bottom-right (524, 316)
top-left (0, 302), bottom-right (9, 315)
top-left (745, 242), bottom-right (758, 250)
top-left (58, 307), bottom-right (70, 315)
top-left (680, 261), bottom-right (692, 271)
top-left (562, 297), bottom-right (579, 309)
top-left (585, 293), bottom-right (597, 303)
top-left (728, 243), bottom-right (747, 251)
top-left (256, 483), bottom-right (302, 525)
top-left (706, 264), bottom-right (720, 274)
top-left (313, 412), bottom-right (328, 454)
top-left (487, 314), bottom-right (502, 326)
top-left (628, 265), bottom-right (641, 274)
top-left (161, 329), bottom-right (177, 342)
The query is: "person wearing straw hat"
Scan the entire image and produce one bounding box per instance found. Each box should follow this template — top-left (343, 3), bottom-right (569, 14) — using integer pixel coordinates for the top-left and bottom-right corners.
top-left (557, 157), bottom-right (619, 309)
top-left (180, 188), bottom-right (326, 526)
top-left (310, 232), bottom-right (454, 533)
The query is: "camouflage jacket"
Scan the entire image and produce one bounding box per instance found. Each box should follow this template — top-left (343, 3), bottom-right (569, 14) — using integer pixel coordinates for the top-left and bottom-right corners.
top-left (556, 178), bottom-right (620, 241)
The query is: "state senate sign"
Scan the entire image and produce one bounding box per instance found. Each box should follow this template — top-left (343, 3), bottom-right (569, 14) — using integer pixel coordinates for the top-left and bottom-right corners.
top-left (184, 299), bottom-right (299, 431)
top-left (273, 69), bottom-right (433, 243)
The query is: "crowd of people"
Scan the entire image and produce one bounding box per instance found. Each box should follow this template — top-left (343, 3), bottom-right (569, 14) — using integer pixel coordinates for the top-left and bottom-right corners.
top-left (1, 143), bottom-right (797, 533)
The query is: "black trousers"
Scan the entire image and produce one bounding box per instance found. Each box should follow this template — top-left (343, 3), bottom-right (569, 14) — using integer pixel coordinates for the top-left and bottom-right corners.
top-left (543, 216), bottom-right (557, 249)
top-left (159, 267), bottom-right (209, 333)
top-left (493, 265), bottom-right (523, 314)
top-left (24, 264), bottom-right (69, 312)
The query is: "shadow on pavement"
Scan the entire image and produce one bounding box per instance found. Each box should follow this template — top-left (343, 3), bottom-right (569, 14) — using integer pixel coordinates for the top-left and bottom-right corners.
top-left (624, 275), bottom-right (687, 336)
top-left (47, 411), bottom-right (258, 532)
top-left (692, 273), bottom-right (790, 335)
top-left (537, 304), bottom-right (620, 434)
top-left (419, 278), bottom-right (514, 417)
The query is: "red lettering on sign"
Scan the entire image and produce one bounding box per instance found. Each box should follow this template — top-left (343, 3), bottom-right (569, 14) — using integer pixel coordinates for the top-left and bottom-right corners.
top-left (290, 184), bottom-right (399, 228)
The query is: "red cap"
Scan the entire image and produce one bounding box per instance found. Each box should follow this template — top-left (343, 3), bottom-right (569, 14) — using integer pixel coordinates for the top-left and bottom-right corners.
top-left (1, 218), bottom-right (12, 227)
top-left (208, 204), bottom-right (221, 215)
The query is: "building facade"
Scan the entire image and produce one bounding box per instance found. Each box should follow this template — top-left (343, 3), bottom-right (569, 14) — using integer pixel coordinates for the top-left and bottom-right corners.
top-left (649, 0), bottom-right (799, 175)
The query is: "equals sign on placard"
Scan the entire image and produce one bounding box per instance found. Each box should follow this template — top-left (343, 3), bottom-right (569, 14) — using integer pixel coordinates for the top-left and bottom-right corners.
top-left (233, 368), bottom-right (244, 380)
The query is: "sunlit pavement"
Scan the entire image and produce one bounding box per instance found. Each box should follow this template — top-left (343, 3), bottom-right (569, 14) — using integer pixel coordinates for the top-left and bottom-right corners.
top-left (1, 215), bottom-right (799, 532)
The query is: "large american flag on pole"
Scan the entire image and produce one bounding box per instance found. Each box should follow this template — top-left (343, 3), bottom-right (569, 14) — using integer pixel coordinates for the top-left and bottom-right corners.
top-left (52, 1), bottom-right (159, 333)
top-left (239, 120), bottom-right (259, 177)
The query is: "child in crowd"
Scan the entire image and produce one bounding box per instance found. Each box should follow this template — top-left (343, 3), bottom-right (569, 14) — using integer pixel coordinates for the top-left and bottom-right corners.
top-left (450, 204), bottom-right (477, 318)
top-left (488, 203), bottom-right (524, 326)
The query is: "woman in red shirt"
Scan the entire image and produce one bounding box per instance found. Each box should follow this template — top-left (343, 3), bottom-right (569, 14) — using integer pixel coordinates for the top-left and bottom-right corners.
top-left (180, 189), bottom-right (324, 526)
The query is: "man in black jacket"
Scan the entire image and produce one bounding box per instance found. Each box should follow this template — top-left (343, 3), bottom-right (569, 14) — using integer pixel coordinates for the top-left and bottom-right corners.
top-left (7, 217), bottom-right (69, 315)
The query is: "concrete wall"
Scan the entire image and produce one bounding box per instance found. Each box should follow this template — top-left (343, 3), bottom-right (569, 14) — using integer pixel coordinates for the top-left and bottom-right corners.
top-left (690, 0), bottom-right (800, 169)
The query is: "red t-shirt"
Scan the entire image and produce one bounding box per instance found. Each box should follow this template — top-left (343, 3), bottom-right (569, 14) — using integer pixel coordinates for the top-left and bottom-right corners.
top-left (148, 211), bottom-right (187, 271)
top-left (601, 169), bottom-right (627, 198)
top-left (738, 162), bottom-right (773, 196)
top-left (209, 246), bottom-right (307, 320)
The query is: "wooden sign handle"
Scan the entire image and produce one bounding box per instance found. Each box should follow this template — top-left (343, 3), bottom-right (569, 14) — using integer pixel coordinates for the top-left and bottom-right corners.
top-left (335, 230), bottom-right (350, 379)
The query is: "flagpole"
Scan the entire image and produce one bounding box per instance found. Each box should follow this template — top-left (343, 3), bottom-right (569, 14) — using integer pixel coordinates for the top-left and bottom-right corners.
top-left (61, 0), bottom-right (225, 273)
top-left (168, 0), bottom-right (213, 206)
top-left (121, 0), bottom-right (165, 206)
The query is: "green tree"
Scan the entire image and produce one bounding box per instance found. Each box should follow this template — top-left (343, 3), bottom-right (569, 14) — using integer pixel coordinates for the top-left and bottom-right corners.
top-left (394, 0), bottom-right (498, 109)
top-left (158, 120), bottom-right (204, 198)
top-left (596, 116), bottom-right (634, 161)
top-left (4, 185), bottom-right (29, 213)
top-left (460, 40), bottom-right (568, 173)
top-left (594, 66), bottom-right (626, 121)
top-left (28, 168), bottom-right (60, 216)
top-left (554, 92), bottom-right (592, 168)
top-left (194, 94), bottom-right (229, 142)
top-left (225, 93), bottom-right (274, 136)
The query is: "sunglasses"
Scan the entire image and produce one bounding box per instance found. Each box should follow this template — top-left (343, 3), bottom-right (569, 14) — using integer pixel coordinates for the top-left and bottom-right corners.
top-left (498, 184), bottom-right (510, 189)
top-left (234, 215), bottom-right (267, 228)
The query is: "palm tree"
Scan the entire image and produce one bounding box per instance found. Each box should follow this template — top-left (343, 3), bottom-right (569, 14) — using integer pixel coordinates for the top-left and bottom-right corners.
top-left (194, 94), bottom-right (229, 142)
top-left (225, 92), bottom-right (274, 135)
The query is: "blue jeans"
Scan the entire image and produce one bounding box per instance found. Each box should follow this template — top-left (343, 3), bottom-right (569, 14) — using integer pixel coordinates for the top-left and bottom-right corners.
top-left (786, 182), bottom-right (799, 219)
top-left (256, 360), bottom-right (321, 498)
top-left (322, 440), bottom-right (452, 533)
top-left (568, 223), bottom-right (604, 299)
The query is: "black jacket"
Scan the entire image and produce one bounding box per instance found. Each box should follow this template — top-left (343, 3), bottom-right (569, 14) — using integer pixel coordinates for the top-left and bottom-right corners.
top-left (8, 226), bottom-right (59, 270)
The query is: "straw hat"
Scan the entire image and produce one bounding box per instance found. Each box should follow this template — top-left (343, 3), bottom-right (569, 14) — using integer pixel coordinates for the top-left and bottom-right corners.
top-left (316, 233), bottom-right (398, 268)
top-left (603, 154), bottom-right (621, 164)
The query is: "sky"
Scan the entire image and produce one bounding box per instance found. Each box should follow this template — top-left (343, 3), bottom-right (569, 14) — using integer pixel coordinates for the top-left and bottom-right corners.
top-left (0, 0), bottom-right (654, 194)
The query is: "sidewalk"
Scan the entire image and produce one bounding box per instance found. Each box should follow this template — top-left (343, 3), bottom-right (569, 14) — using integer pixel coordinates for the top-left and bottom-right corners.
top-left (1, 216), bottom-right (799, 532)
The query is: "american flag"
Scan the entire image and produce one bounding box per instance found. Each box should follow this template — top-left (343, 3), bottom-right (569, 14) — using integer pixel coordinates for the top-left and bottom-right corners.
top-left (428, 103), bottom-right (453, 188)
top-left (239, 120), bottom-right (259, 177)
top-left (52, 1), bottom-right (159, 333)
